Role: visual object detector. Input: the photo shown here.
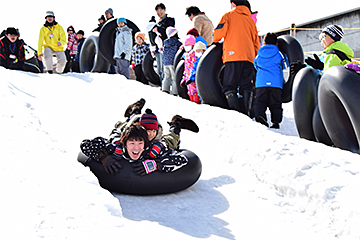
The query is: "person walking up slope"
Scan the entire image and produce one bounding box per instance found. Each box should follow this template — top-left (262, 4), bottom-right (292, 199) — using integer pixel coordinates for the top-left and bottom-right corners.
top-left (213, 0), bottom-right (260, 116)
top-left (37, 11), bottom-right (67, 74)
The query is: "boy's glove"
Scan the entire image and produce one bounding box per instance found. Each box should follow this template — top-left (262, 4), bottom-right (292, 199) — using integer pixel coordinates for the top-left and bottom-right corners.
top-left (132, 160), bottom-right (158, 176)
top-left (290, 60), bottom-right (306, 76)
top-left (120, 52), bottom-right (126, 59)
top-left (305, 54), bottom-right (324, 70)
top-left (99, 150), bottom-right (123, 175)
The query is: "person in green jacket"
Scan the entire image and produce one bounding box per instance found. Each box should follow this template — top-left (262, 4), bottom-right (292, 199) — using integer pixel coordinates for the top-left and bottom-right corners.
top-left (37, 11), bottom-right (67, 73)
top-left (305, 24), bottom-right (354, 72)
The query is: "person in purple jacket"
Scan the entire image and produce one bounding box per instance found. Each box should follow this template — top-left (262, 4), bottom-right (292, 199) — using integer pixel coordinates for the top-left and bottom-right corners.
top-left (253, 32), bottom-right (289, 129)
top-left (162, 27), bottom-right (182, 95)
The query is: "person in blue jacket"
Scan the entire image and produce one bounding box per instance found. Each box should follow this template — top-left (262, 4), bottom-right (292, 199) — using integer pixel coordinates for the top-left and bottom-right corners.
top-left (114, 18), bottom-right (133, 79)
top-left (253, 32), bottom-right (288, 129)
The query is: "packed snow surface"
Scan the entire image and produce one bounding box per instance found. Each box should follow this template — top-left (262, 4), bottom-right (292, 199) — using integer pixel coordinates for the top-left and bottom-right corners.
top-left (1, 68), bottom-right (359, 240)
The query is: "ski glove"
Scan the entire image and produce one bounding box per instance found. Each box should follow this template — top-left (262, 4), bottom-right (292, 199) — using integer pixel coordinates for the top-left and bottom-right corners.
top-left (290, 60), bottom-right (306, 76)
top-left (132, 160), bottom-right (158, 176)
top-left (120, 52), bottom-right (126, 59)
top-left (99, 151), bottom-right (123, 175)
top-left (80, 137), bottom-right (115, 160)
top-left (305, 54), bottom-right (324, 70)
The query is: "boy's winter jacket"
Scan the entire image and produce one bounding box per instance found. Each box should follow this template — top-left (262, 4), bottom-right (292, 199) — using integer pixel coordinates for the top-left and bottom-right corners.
top-left (163, 37), bottom-right (182, 66)
top-left (254, 44), bottom-right (289, 89)
top-left (74, 37), bottom-right (86, 62)
top-left (114, 25), bottom-right (133, 61)
top-left (193, 13), bottom-right (214, 46)
top-left (213, 5), bottom-right (260, 64)
top-left (323, 41), bottom-right (354, 72)
top-left (0, 36), bottom-right (25, 70)
top-left (131, 42), bottom-right (150, 66)
top-left (38, 22), bottom-right (67, 55)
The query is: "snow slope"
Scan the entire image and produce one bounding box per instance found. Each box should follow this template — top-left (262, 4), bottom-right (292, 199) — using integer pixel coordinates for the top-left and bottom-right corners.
top-left (1, 67), bottom-right (359, 240)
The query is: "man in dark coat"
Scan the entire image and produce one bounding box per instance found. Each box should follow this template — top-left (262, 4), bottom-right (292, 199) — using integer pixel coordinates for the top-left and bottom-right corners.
top-left (0, 27), bottom-right (25, 70)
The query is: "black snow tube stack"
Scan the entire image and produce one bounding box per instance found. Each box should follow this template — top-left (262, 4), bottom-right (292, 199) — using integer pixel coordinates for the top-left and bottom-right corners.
top-left (79, 34), bottom-right (110, 73)
top-left (277, 35), bottom-right (304, 103)
top-left (318, 66), bottom-right (360, 153)
top-left (173, 48), bottom-right (185, 70)
top-left (98, 18), bottom-right (140, 65)
top-left (196, 43), bottom-right (228, 109)
top-left (78, 149), bottom-right (202, 195)
top-left (142, 51), bottom-right (161, 86)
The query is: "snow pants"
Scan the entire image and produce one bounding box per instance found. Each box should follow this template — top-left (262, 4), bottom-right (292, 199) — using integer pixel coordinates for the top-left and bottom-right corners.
top-left (43, 47), bottom-right (67, 73)
top-left (253, 87), bottom-right (283, 123)
top-left (162, 65), bottom-right (178, 95)
top-left (115, 58), bottom-right (130, 79)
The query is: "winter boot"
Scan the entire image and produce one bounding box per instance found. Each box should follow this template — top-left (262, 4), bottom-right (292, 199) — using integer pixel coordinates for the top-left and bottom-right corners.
top-left (270, 122), bottom-right (280, 129)
top-left (124, 98), bottom-right (146, 118)
top-left (243, 90), bottom-right (253, 117)
top-left (225, 90), bottom-right (241, 112)
top-left (170, 115), bottom-right (199, 133)
top-left (256, 116), bottom-right (269, 127)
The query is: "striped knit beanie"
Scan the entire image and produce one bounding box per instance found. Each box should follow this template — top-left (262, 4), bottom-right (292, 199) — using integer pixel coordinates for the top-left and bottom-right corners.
top-left (139, 109), bottom-right (159, 130)
top-left (322, 25), bottom-right (344, 42)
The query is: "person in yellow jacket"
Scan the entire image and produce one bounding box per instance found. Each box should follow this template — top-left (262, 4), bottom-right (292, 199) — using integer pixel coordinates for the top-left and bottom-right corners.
top-left (38, 11), bottom-right (67, 73)
top-left (213, 0), bottom-right (260, 116)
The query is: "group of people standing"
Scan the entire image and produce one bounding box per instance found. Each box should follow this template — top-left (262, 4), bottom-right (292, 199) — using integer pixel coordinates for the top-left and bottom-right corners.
top-left (1, 0), bottom-right (355, 130)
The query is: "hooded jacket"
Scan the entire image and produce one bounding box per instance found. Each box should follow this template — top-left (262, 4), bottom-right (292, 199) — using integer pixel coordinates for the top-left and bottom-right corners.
top-left (113, 25), bottom-right (133, 61)
top-left (193, 13), bottom-right (214, 46)
top-left (38, 22), bottom-right (67, 54)
top-left (254, 44), bottom-right (289, 89)
top-left (213, 5), bottom-right (260, 64)
top-left (323, 41), bottom-right (354, 72)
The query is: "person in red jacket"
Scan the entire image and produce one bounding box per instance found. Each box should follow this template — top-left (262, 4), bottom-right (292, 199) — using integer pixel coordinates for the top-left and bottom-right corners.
top-left (213, 0), bottom-right (260, 116)
top-left (0, 27), bottom-right (25, 70)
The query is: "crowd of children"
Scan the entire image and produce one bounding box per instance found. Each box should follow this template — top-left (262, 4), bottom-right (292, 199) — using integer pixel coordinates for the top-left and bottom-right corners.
top-left (1, 1), bottom-right (358, 131)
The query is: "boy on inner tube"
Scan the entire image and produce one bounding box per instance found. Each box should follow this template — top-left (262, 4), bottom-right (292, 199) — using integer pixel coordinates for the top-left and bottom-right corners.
top-left (291, 24), bottom-right (354, 75)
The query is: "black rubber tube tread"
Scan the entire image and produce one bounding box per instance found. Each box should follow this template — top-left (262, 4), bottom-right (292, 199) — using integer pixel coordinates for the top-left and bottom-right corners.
top-left (78, 149), bottom-right (202, 195)
top-left (318, 66), bottom-right (360, 153)
top-left (142, 51), bottom-right (161, 86)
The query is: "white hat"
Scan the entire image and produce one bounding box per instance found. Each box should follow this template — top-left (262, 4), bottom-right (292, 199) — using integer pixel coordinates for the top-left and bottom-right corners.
top-left (193, 41), bottom-right (207, 51)
top-left (45, 11), bottom-right (55, 18)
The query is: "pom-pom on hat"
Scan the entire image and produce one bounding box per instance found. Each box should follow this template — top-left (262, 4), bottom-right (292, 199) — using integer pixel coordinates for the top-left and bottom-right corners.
top-left (166, 27), bottom-right (178, 38)
top-left (117, 18), bottom-right (127, 24)
top-left (184, 35), bottom-right (196, 46)
top-left (321, 24), bottom-right (344, 42)
top-left (139, 109), bottom-right (159, 131)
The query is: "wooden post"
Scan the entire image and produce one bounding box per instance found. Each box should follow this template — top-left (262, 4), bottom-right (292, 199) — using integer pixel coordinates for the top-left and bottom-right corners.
top-left (290, 23), bottom-right (296, 37)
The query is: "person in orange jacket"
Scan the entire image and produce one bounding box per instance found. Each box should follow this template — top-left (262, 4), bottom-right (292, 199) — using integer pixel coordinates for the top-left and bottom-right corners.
top-left (213, 0), bottom-right (260, 116)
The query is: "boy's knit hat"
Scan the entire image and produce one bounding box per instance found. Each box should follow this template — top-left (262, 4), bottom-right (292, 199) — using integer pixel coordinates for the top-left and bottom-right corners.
top-left (117, 18), bottom-right (127, 24)
top-left (321, 25), bottom-right (344, 42)
top-left (184, 35), bottom-right (196, 46)
top-left (193, 41), bottom-right (207, 51)
top-left (139, 109), bottom-right (159, 131)
top-left (186, 28), bottom-right (199, 37)
top-left (195, 36), bottom-right (208, 46)
top-left (105, 8), bottom-right (113, 16)
top-left (135, 32), bottom-right (145, 41)
top-left (166, 27), bottom-right (178, 38)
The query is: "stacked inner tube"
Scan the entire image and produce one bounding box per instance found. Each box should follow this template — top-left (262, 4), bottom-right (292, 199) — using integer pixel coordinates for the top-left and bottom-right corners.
top-left (195, 35), bottom-right (304, 109)
top-left (293, 65), bottom-right (360, 154)
top-left (142, 51), bottom-right (161, 86)
top-left (79, 19), bottom-right (140, 73)
top-left (77, 149), bottom-right (202, 195)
